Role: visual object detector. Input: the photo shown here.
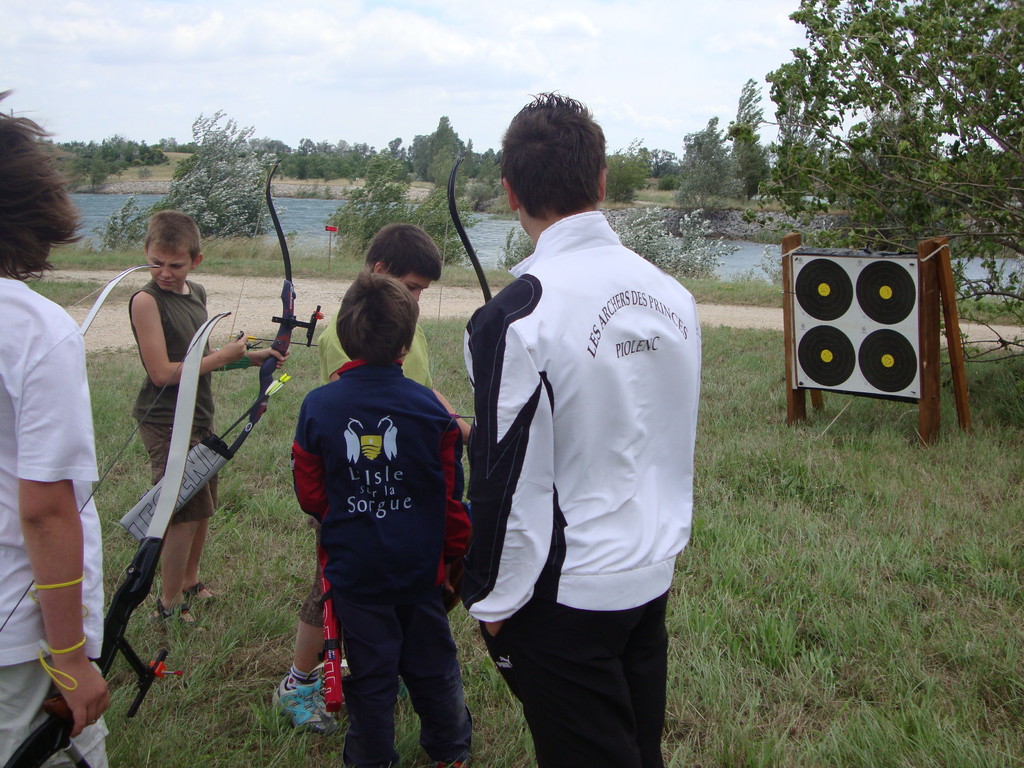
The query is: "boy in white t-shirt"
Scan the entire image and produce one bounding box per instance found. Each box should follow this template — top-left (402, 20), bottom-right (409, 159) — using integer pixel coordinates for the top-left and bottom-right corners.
top-left (0, 91), bottom-right (110, 767)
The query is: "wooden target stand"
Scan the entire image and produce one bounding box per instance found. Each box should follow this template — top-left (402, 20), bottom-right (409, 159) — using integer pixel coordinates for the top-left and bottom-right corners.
top-left (782, 232), bottom-right (971, 444)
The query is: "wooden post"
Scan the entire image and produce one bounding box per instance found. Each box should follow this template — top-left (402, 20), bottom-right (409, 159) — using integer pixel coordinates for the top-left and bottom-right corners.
top-left (932, 238), bottom-right (972, 432)
top-left (917, 238), bottom-right (942, 444)
top-left (782, 232), bottom-right (805, 424)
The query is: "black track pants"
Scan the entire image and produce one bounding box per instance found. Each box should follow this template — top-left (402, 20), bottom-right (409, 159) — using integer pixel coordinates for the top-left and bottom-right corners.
top-left (481, 592), bottom-right (669, 768)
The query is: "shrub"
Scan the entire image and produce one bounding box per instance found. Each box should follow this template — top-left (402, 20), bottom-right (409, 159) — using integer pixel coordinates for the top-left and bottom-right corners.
top-left (615, 208), bottom-right (735, 280)
top-left (657, 175), bottom-right (680, 191)
top-left (605, 141), bottom-right (650, 204)
top-left (327, 153), bottom-right (411, 252)
top-left (97, 196), bottom-right (149, 251)
top-left (411, 187), bottom-right (469, 267)
top-left (500, 208), bottom-right (735, 281)
top-left (500, 226), bottom-right (534, 270)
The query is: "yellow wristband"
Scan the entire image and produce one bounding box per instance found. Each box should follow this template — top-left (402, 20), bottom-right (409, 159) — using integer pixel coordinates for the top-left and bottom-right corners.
top-left (49, 636), bottom-right (87, 655)
top-left (37, 637), bottom-right (87, 691)
top-left (35, 575), bottom-right (84, 590)
top-left (38, 652), bottom-right (78, 691)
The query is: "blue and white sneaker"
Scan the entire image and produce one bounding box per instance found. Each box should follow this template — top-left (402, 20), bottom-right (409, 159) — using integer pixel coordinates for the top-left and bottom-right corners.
top-left (274, 675), bottom-right (339, 735)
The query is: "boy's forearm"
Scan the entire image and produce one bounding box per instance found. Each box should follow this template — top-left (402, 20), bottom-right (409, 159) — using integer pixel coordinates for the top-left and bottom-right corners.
top-left (19, 479), bottom-right (89, 652)
top-left (200, 341), bottom-right (249, 374)
top-left (21, 479), bottom-right (111, 737)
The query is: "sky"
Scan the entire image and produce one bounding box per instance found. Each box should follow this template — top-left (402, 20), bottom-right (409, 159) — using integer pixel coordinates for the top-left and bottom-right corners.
top-left (3, 0), bottom-right (809, 156)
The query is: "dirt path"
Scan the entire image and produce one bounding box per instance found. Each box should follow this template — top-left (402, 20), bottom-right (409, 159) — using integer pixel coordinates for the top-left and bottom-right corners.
top-left (52, 269), bottom-right (1016, 352)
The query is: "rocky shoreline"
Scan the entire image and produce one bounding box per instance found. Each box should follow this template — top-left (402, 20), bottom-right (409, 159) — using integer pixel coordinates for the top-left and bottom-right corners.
top-left (666, 208), bottom-right (848, 240)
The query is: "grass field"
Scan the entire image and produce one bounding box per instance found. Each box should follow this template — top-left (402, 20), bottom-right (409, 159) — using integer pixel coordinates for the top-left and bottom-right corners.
top-left (29, 264), bottom-right (1024, 767)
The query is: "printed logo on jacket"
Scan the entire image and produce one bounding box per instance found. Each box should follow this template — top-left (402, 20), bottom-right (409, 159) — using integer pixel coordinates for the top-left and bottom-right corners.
top-left (343, 416), bottom-right (413, 518)
top-left (586, 289), bottom-right (691, 358)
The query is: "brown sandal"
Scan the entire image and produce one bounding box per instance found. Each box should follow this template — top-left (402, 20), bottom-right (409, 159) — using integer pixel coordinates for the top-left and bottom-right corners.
top-left (152, 598), bottom-right (175, 621)
top-left (152, 597), bottom-right (195, 624)
top-left (182, 582), bottom-right (214, 600)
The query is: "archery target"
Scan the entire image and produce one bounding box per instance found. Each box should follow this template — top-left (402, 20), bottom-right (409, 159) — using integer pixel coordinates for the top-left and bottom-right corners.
top-left (858, 330), bottom-right (918, 393)
top-left (856, 260), bottom-right (917, 325)
top-left (795, 258), bottom-right (854, 321)
top-left (790, 250), bottom-right (920, 400)
top-left (797, 325), bottom-right (856, 388)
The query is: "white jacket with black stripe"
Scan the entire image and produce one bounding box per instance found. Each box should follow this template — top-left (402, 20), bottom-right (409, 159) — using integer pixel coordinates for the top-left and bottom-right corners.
top-left (462, 211), bottom-right (702, 623)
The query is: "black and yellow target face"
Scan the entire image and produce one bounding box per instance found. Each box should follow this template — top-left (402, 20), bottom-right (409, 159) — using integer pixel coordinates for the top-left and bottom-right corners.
top-left (797, 325), bottom-right (856, 387)
top-left (795, 258), bottom-right (854, 321)
top-left (858, 329), bottom-right (918, 392)
top-left (856, 261), bottom-right (916, 324)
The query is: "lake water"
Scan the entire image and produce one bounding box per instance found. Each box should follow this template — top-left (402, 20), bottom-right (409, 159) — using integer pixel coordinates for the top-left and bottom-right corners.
top-left (74, 193), bottom-right (992, 282)
top-left (72, 192), bottom-right (529, 268)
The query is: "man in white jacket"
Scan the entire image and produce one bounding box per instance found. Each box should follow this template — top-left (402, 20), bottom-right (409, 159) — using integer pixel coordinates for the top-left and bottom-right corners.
top-left (463, 93), bottom-right (701, 768)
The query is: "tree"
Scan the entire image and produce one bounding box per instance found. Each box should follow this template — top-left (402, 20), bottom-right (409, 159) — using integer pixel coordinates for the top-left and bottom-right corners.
top-left (729, 79), bottom-right (770, 199)
top-left (675, 118), bottom-right (739, 208)
top-left (96, 195), bottom-right (148, 250)
top-left (327, 152), bottom-right (411, 252)
top-left (326, 152), bottom-right (471, 264)
top-left (605, 141), bottom-right (650, 204)
top-left (158, 112), bottom-right (273, 238)
top-left (251, 137), bottom-right (292, 157)
top-left (85, 155), bottom-right (112, 189)
top-left (59, 135), bottom-right (167, 187)
top-left (647, 149), bottom-right (681, 178)
top-left (766, 0), bottom-right (1023, 350)
top-left (410, 117), bottom-right (466, 185)
top-left (387, 137), bottom-right (407, 164)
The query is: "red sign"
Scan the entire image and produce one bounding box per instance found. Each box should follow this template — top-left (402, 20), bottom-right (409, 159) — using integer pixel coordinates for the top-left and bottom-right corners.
top-left (325, 225), bottom-right (338, 232)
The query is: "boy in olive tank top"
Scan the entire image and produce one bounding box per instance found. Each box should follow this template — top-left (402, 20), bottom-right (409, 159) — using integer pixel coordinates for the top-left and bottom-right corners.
top-left (129, 210), bottom-right (285, 622)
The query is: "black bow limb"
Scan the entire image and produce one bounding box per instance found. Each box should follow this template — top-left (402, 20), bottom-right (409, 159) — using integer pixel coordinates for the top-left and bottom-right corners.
top-left (447, 153), bottom-right (492, 303)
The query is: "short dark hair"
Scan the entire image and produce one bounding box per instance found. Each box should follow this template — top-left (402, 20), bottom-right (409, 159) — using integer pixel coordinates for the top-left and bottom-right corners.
top-left (501, 93), bottom-right (607, 220)
top-left (145, 210), bottom-right (201, 259)
top-left (0, 91), bottom-right (81, 280)
top-left (365, 223), bottom-right (442, 281)
top-left (336, 271), bottom-right (419, 366)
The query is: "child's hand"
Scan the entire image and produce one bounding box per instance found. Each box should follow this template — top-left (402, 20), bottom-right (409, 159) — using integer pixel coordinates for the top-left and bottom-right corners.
top-left (50, 653), bottom-right (110, 737)
top-left (247, 347), bottom-right (289, 369)
top-left (220, 335), bottom-right (248, 362)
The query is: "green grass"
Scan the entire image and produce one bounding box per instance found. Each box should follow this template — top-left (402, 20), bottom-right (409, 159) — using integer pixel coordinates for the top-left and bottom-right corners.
top-left (67, 303), bottom-right (1024, 767)
top-left (685, 277), bottom-right (783, 307)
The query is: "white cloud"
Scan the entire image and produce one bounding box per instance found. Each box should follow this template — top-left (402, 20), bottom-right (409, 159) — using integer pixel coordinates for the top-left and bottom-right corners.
top-left (1, 0), bottom-right (807, 151)
top-left (512, 12), bottom-right (602, 39)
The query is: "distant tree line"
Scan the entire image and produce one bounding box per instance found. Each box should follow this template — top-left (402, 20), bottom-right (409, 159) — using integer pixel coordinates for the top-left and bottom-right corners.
top-left (58, 135), bottom-right (168, 188)
top-left (65, 80), bottom-right (772, 211)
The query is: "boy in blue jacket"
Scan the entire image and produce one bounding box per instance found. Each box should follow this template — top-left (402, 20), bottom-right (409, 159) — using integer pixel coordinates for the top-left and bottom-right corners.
top-left (292, 271), bottom-right (472, 768)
